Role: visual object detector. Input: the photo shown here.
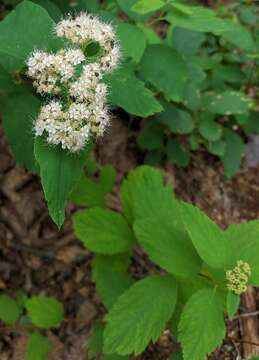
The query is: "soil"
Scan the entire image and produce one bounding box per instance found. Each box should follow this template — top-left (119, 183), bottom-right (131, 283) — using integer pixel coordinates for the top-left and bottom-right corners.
top-left (1, 115), bottom-right (259, 360)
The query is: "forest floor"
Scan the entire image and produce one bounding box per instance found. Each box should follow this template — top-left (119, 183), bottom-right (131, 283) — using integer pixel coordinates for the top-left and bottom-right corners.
top-left (1, 116), bottom-right (259, 360)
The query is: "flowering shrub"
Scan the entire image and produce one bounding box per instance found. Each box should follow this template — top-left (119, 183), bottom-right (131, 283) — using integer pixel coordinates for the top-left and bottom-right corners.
top-left (72, 165), bottom-right (259, 360)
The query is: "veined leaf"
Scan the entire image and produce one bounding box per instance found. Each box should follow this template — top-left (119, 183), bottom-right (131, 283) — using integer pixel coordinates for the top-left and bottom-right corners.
top-left (73, 208), bottom-right (135, 254)
top-left (34, 138), bottom-right (91, 227)
top-left (178, 288), bottom-right (226, 360)
top-left (104, 275), bottom-right (178, 355)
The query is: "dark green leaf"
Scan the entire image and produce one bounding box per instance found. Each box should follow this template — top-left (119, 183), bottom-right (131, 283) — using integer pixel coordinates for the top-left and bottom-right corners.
top-left (166, 139), bottom-right (190, 167)
top-left (139, 45), bottom-right (188, 102)
top-left (138, 121), bottom-right (164, 150)
top-left (34, 138), bottom-right (91, 227)
top-left (222, 130), bottom-right (244, 177)
top-left (0, 294), bottom-right (20, 325)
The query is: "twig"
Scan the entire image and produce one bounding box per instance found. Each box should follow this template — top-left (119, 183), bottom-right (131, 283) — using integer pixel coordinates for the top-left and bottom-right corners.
top-left (228, 336), bottom-right (259, 348)
top-left (233, 311), bottom-right (259, 320)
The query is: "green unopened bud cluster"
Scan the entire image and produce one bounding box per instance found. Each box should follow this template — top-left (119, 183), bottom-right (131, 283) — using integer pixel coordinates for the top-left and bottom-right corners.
top-left (226, 260), bottom-right (251, 295)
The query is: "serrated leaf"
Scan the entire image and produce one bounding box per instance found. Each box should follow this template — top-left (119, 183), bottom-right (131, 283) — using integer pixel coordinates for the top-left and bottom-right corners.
top-left (26, 332), bottom-right (50, 360)
top-left (138, 121), bottom-right (164, 150)
top-left (208, 91), bottom-right (251, 116)
top-left (132, 0), bottom-right (165, 14)
top-left (134, 212), bottom-right (201, 278)
top-left (26, 296), bottom-right (64, 328)
top-left (34, 138), bottom-right (91, 227)
top-left (226, 291), bottom-right (240, 319)
top-left (181, 202), bottom-right (227, 269)
top-left (222, 130), bottom-right (244, 177)
top-left (117, 23), bottom-right (146, 63)
top-left (92, 255), bottom-right (134, 309)
top-left (104, 275), bottom-right (178, 355)
top-left (166, 139), bottom-right (190, 167)
top-left (105, 63), bottom-right (162, 117)
top-left (0, 294), bottom-right (20, 325)
top-left (2, 91), bottom-right (40, 173)
top-left (0, 1), bottom-right (62, 72)
top-left (120, 166), bottom-right (175, 224)
top-left (139, 45), bottom-right (188, 102)
top-left (73, 208), bottom-right (135, 254)
top-left (178, 288), bottom-right (226, 360)
top-left (224, 221), bottom-right (259, 285)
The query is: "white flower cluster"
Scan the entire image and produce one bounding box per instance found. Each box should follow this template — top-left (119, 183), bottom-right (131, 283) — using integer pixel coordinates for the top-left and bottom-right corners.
top-left (26, 13), bottom-right (120, 152)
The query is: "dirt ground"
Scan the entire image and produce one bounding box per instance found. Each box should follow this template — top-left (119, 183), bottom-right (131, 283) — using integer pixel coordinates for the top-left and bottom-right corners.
top-left (1, 116), bottom-right (259, 360)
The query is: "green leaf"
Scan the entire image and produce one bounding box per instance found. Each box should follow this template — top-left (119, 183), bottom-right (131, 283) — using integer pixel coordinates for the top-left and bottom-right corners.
top-left (226, 291), bottom-right (240, 319)
top-left (2, 91), bottom-right (40, 173)
top-left (207, 139), bottom-right (226, 157)
top-left (172, 27), bottom-right (205, 55)
top-left (26, 332), bottom-right (50, 360)
top-left (166, 139), bottom-right (190, 167)
top-left (70, 165), bottom-right (115, 208)
top-left (104, 275), bottom-right (178, 355)
top-left (134, 212), bottom-right (201, 278)
top-left (224, 221), bottom-right (259, 285)
top-left (116, 0), bottom-right (152, 22)
top-left (166, 5), bottom-right (235, 34)
top-left (140, 45), bottom-right (188, 102)
top-left (138, 121), bottom-right (164, 150)
top-left (92, 255), bottom-right (134, 309)
top-left (0, 294), bottom-right (20, 325)
top-left (181, 202), bottom-right (227, 269)
top-left (120, 166), bottom-right (174, 224)
top-left (103, 355), bottom-right (128, 360)
top-left (99, 165), bottom-right (116, 193)
top-left (117, 23), bottom-right (146, 63)
top-left (178, 288), bottom-right (226, 360)
top-left (0, 1), bottom-right (62, 72)
top-left (222, 130), bottom-right (244, 177)
top-left (208, 91), bottom-right (252, 116)
top-left (105, 63), bottom-right (162, 117)
top-left (73, 208), bottom-right (135, 254)
top-left (34, 138), bottom-right (91, 227)
top-left (221, 24), bottom-right (255, 52)
top-left (170, 349), bottom-right (183, 360)
top-left (198, 114), bottom-right (222, 142)
top-left (25, 296), bottom-right (64, 328)
top-left (144, 150), bottom-right (163, 165)
top-left (158, 101), bottom-right (194, 134)
top-left (31, 0), bottom-right (62, 21)
top-left (132, 0), bottom-right (165, 14)
top-left (87, 323), bottom-right (104, 358)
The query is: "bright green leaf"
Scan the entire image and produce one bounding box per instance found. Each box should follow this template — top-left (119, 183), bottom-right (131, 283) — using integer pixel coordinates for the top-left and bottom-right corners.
top-left (26, 332), bottom-right (50, 360)
top-left (26, 296), bottom-right (64, 328)
top-left (226, 291), bottom-right (240, 319)
top-left (181, 202), bottom-right (227, 269)
top-left (178, 288), bottom-right (226, 360)
top-left (104, 275), bottom-right (178, 355)
top-left (132, 0), bottom-right (165, 14)
top-left (73, 208), bottom-right (135, 254)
